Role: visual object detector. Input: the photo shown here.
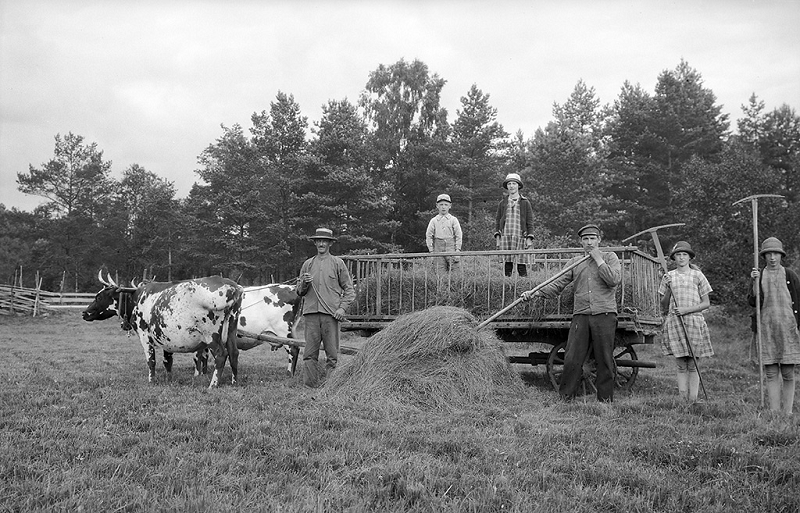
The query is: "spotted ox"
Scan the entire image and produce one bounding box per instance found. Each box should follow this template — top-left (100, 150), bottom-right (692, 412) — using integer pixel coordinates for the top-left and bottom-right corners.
top-left (237, 284), bottom-right (303, 374)
top-left (82, 272), bottom-right (243, 388)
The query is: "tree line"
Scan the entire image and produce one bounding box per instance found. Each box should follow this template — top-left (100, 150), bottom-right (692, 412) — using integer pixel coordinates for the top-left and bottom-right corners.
top-left (2, 58), bottom-right (797, 304)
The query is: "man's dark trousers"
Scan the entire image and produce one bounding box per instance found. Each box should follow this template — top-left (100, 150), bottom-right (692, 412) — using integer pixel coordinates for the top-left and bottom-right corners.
top-left (559, 313), bottom-right (617, 402)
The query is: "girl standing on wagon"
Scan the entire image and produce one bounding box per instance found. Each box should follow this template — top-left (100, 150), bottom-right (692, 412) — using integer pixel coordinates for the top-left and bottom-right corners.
top-left (494, 173), bottom-right (535, 277)
top-left (659, 241), bottom-right (713, 403)
top-left (748, 237), bottom-right (800, 414)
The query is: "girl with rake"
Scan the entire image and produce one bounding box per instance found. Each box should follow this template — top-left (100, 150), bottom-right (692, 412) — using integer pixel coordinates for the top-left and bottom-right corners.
top-left (659, 241), bottom-right (713, 403)
top-left (748, 237), bottom-right (800, 414)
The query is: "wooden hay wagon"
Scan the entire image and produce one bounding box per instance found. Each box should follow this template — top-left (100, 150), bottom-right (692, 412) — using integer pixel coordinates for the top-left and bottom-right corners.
top-left (340, 246), bottom-right (665, 393)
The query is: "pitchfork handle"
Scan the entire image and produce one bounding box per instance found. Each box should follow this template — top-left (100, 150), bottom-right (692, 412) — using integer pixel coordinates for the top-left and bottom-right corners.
top-left (477, 255), bottom-right (591, 329)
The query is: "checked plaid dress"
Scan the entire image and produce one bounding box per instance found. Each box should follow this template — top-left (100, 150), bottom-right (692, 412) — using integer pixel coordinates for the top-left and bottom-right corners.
top-left (658, 268), bottom-right (714, 358)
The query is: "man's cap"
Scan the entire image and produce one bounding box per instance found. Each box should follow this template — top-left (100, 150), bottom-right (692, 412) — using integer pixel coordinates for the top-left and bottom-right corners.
top-left (309, 227), bottom-right (337, 241)
top-left (670, 241), bottom-right (695, 259)
top-left (759, 237), bottom-right (786, 257)
top-left (436, 193), bottom-right (452, 203)
top-left (577, 224), bottom-right (601, 237)
top-left (502, 173), bottom-right (524, 190)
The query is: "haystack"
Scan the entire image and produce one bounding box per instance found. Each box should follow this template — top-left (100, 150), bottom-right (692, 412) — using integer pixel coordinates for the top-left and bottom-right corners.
top-left (323, 306), bottom-right (523, 410)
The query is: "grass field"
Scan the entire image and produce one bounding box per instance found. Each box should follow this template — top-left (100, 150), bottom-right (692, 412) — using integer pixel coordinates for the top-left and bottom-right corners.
top-left (1, 309), bottom-right (798, 512)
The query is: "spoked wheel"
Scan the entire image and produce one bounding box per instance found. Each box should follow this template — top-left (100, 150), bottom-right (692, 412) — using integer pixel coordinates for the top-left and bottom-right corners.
top-left (546, 341), bottom-right (597, 395)
top-left (612, 345), bottom-right (639, 391)
top-left (545, 341), bottom-right (640, 393)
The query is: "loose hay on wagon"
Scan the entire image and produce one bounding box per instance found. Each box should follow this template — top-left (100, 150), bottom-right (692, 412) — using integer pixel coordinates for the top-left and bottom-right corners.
top-left (339, 246), bottom-right (665, 393)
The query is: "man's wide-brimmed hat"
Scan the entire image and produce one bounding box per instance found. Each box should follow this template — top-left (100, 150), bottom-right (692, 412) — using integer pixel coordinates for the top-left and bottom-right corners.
top-left (670, 241), bottom-right (695, 259)
top-left (309, 228), bottom-right (337, 241)
top-left (577, 224), bottom-right (601, 237)
top-left (760, 237), bottom-right (786, 257)
top-left (436, 193), bottom-right (452, 203)
top-left (502, 173), bottom-right (524, 189)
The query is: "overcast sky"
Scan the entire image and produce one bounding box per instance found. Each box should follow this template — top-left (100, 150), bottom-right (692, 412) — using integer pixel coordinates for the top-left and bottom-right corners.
top-left (1, 0), bottom-right (799, 212)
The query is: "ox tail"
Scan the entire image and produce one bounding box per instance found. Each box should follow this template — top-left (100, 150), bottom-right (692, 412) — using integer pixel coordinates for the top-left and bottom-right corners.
top-left (226, 286), bottom-right (244, 364)
top-left (211, 287), bottom-right (244, 388)
top-left (291, 295), bottom-right (303, 338)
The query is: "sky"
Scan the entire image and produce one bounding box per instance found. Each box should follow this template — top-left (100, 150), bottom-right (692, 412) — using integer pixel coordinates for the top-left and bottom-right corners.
top-left (1, 0), bottom-right (799, 212)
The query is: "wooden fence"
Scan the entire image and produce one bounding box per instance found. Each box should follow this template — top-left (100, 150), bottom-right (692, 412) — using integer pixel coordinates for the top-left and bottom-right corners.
top-left (0, 284), bottom-right (95, 316)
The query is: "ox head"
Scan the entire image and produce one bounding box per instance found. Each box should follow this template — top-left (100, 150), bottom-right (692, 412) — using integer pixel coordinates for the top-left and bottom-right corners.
top-left (82, 270), bottom-right (138, 330)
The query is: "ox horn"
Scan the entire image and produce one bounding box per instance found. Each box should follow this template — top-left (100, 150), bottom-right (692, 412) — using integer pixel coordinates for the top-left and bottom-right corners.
top-left (98, 269), bottom-right (108, 285)
top-left (105, 272), bottom-right (118, 288)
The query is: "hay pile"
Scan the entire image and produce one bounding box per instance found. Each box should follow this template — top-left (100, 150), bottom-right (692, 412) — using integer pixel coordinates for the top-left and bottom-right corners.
top-left (323, 306), bottom-right (523, 410)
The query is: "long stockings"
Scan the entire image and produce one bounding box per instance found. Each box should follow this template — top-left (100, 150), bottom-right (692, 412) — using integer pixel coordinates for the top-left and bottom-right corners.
top-left (764, 364), bottom-right (796, 414)
top-left (676, 356), bottom-right (700, 403)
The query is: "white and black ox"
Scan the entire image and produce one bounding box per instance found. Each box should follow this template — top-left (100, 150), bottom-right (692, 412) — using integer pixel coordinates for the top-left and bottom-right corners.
top-left (237, 284), bottom-right (303, 375)
top-left (82, 271), bottom-right (243, 388)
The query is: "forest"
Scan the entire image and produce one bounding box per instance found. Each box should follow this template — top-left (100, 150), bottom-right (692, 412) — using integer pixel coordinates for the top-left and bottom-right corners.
top-left (2, 58), bottom-right (798, 304)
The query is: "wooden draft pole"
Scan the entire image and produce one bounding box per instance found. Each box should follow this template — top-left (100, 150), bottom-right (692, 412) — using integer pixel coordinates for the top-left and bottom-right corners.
top-left (732, 194), bottom-right (785, 408)
top-left (625, 223), bottom-right (708, 400)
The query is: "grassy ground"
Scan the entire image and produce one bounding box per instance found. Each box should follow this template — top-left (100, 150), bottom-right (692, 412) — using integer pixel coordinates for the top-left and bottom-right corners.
top-left (1, 309), bottom-right (798, 512)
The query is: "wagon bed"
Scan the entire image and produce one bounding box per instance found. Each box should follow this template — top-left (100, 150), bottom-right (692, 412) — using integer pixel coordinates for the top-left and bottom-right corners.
top-left (340, 246), bottom-right (664, 392)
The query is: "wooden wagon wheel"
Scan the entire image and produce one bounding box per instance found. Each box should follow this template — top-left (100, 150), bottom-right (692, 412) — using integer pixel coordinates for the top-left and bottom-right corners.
top-left (545, 340), bottom-right (640, 393)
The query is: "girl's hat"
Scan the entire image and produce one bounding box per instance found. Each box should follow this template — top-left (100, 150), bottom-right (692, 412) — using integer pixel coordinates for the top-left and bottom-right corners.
top-left (309, 228), bottom-right (337, 241)
top-left (502, 173), bottom-right (523, 189)
top-left (670, 241), bottom-right (695, 259)
top-left (759, 237), bottom-right (786, 256)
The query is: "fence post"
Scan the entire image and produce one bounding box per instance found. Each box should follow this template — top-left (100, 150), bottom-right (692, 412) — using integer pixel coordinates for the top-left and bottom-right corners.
top-left (33, 271), bottom-right (40, 317)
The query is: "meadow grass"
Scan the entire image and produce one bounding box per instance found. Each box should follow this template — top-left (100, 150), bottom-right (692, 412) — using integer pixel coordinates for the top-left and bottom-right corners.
top-left (1, 310), bottom-right (798, 512)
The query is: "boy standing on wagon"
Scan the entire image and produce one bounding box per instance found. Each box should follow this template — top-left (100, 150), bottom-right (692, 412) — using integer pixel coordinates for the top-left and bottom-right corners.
top-left (426, 193), bottom-right (463, 272)
top-left (659, 241), bottom-right (713, 404)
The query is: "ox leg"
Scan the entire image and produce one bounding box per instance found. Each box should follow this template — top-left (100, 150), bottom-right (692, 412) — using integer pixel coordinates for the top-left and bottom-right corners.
top-left (208, 344), bottom-right (226, 388)
top-left (143, 345), bottom-right (157, 383)
top-left (194, 348), bottom-right (209, 376)
top-left (287, 345), bottom-right (300, 375)
top-left (227, 319), bottom-right (240, 386)
top-left (163, 351), bottom-right (174, 381)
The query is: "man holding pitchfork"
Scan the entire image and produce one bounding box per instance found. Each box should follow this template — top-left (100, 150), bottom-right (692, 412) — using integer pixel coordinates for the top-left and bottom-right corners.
top-left (521, 224), bottom-right (621, 402)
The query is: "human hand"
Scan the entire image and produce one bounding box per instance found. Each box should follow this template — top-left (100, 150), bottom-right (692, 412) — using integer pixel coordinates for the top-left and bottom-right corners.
top-left (524, 238), bottom-right (532, 249)
top-left (750, 268), bottom-right (760, 280)
top-left (333, 308), bottom-right (347, 322)
top-left (521, 290), bottom-right (539, 302)
top-left (496, 239), bottom-right (501, 249)
top-left (301, 272), bottom-right (313, 284)
top-left (589, 247), bottom-right (603, 263)
top-left (661, 273), bottom-right (671, 287)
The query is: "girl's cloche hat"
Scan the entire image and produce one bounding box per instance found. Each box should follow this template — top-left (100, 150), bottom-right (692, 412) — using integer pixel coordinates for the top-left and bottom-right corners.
top-left (502, 173), bottom-right (523, 189)
top-left (670, 241), bottom-right (695, 259)
top-left (759, 237), bottom-right (786, 256)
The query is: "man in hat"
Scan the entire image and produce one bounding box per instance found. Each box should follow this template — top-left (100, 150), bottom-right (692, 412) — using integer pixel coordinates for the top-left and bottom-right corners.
top-left (296, 228), bottom-right (356, 387)
top-left (425, 193), bottom-right (463, 272)
top-left (521, 224), bottom-right (621, 402)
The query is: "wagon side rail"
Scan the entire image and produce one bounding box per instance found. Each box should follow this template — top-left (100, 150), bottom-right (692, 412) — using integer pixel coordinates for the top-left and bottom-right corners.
top-left (341, 246), bottom-right (664, 335)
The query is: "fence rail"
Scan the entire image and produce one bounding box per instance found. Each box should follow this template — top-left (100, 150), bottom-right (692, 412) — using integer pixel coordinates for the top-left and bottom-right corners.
top-left (0, 284), bottom-right (94, 316)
